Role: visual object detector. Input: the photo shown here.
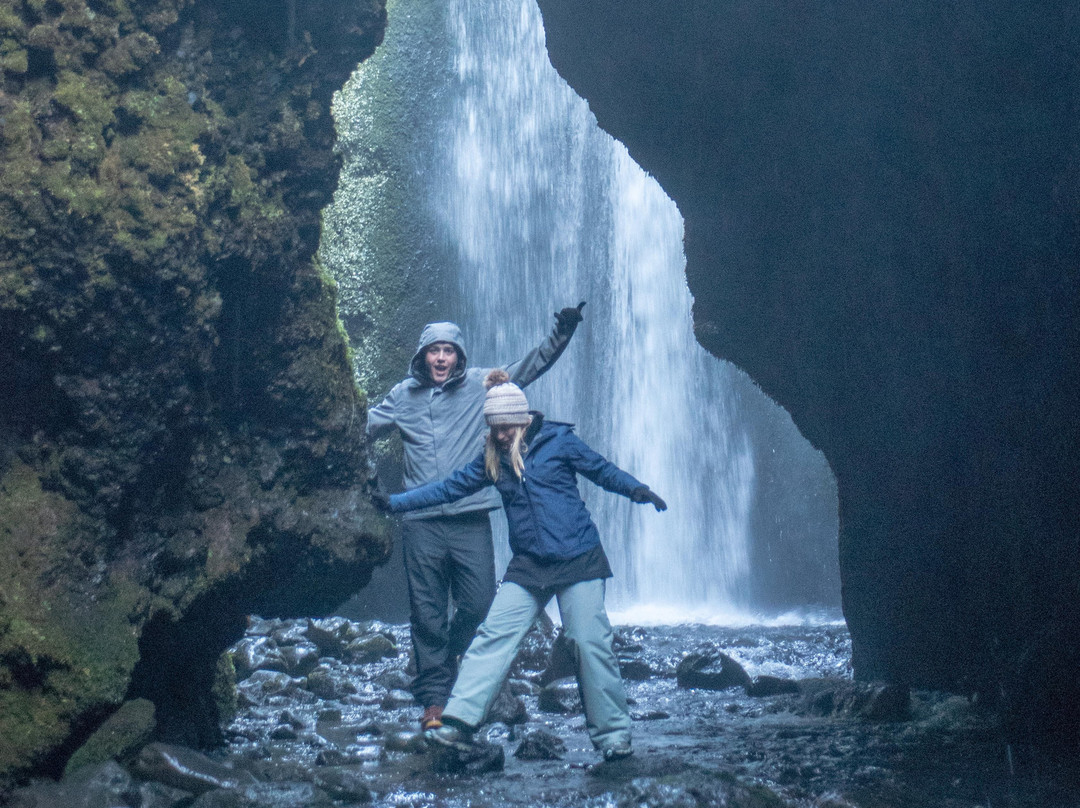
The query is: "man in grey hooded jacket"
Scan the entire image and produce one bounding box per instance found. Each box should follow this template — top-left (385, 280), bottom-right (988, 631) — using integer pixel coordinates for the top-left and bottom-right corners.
top-left (367, 303), bottom-right (584, 729)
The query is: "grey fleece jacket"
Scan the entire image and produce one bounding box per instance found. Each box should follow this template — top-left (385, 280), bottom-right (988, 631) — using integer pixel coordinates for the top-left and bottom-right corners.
top-left (367, 320), bottom-right (575, 519)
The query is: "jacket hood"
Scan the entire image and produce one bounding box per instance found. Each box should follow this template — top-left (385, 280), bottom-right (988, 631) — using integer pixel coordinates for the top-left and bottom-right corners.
top-left (409, 322), bottom-right (468, 386)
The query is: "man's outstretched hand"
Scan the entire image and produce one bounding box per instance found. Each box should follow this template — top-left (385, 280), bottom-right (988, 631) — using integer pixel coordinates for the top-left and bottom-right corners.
top-left (370, 491), bottom-right (393, 513)
top-left (631, 487), bottom-right (668, 512)
top-left (554, 301), bottom-right (586, 335)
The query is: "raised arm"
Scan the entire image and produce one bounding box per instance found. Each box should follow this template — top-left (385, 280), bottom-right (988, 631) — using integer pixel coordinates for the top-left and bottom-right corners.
top-left (388, 454), bottom-right (491, 513)
top-left (504, 301), bottom-right (585, 388)
top-left (564, 433), bottom-right (667, 511)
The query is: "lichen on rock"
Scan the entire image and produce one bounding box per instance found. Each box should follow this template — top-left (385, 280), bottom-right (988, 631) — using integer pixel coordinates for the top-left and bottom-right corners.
top-left (0, 0), bottom-right (389, 786)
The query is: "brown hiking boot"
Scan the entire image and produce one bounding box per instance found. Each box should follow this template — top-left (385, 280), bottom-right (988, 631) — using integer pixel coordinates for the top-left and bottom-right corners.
top-left (420, 705), bottom-right (444, 731)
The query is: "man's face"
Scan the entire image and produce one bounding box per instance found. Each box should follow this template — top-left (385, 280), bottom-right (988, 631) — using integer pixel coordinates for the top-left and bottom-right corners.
top-left (424, 342), bottom-right (458, 385)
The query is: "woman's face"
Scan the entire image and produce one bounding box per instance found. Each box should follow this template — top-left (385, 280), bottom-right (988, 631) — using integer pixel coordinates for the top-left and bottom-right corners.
top-left (493, 425), bottom-right (525, 451)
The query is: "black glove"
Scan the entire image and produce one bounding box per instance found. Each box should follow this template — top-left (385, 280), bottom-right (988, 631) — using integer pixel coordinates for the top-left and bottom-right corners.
top-left (630, 487), bottom-right (667, 512)
top-left (370, 491), bottom-right (393, 513)
top-left (554, 300), bottom-right (586, 335)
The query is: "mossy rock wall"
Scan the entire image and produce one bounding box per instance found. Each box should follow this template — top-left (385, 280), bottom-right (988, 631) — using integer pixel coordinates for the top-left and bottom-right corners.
top-left (0, 0), bottom-right (389, 786)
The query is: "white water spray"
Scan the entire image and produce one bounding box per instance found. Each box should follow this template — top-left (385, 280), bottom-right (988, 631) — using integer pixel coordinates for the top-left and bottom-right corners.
top-left (434, 0), bottom-right (755, 621)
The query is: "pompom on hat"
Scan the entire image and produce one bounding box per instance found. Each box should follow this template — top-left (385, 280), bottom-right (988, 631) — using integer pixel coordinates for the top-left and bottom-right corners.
top-left (483, 369), bottom-right (531, 426)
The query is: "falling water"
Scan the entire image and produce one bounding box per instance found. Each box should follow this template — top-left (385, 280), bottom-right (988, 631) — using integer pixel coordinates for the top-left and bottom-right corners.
top-left (324, 0), bottom-right (840, 623)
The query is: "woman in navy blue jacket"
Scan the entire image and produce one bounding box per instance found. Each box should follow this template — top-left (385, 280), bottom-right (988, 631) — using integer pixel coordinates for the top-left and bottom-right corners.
top-left (374, 369), bottom-right (666, 762)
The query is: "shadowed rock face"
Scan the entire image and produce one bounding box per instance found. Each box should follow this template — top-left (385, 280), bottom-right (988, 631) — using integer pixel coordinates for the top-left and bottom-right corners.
top-left (0, 0), bottom-right (389, 785)
top-left (534, 0), bottom-right (1080, 744)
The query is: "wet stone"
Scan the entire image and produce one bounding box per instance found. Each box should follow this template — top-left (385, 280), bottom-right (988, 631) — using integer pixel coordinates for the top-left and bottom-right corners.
top-left (306, 667), bottom-right (358, 700)
top-left (676, 649), bottom-right (752, 691)
top-left (269, 724), bottom-right (299, 740)
top-left (237, 670), bottom-right (295, 704)
top-left (488, 683), bottom-right (528, 725)
top-left (7, 760), bottom-right (142, 808)
top-left (344, 633), bottom-right (398, 663)
top-left (430, 739), bottom-right (505, 775)
top-left (311, 767), bottom-right (374, 802)
top-left (280, 643), bottom-right (321, 676)
top-left (133, 742), bottom-right (257, 795)
top-left (380, 688), bottom-right (414, 709)
top-left (513, 728), bottom-right (567, 760)
top-left (747, 675), bottom-right (801, 697)
top-left (618, 658), bottom-right (654, 681)
top-left (538, 676), bottom-right (583, 714)
top-left (373, 668), bottom-right (412, 691)
top-left (232, 636), bottom-right (287, 678)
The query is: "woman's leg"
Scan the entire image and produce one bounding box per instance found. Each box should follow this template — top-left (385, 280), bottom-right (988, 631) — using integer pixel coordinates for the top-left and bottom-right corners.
top-left (443, 581), bottom-right (544, 729)
top-left (556, 579), bottom-right (631, 752)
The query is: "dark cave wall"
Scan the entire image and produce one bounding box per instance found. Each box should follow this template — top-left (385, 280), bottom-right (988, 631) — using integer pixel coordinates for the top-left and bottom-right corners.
top-left (0, 0), bottom-right (389, 785)
top-left (535, 0), bottom-right (1080, 744)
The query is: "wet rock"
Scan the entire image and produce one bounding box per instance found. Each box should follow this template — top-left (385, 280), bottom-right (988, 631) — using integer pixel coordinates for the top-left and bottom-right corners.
top-left (345, 633), bottom-right (398, 663)
top-left (269, 724), bottom-right (299, 740)
top-left (137, 780), bottom-right (197, 808)
top-left (317, 707), bottom-right (343, 723)
top-left (630, 709), bottom-right (670, 721)
top-left (429, 740), bottom-right (505, 774)
top-left (63, 697), bottom-right (157, 776)
top-left (488, 682), bottom-right (529, 725)
top-left (132, 742), bottom-right (257, 795)
top-left (797, 679), bottom-right (911, 721)
top-left (538, 632), bottom-right (577, 686)
top-left (618, 658), bottom-right (654, 681)
top-left (380, 688), bottom-right (414, 709)
top-left (676, 649), bottom-right (752, 691)
top-left (304, 618), bottom-right (346, 658)
top-left (232, 637), bottom-right (287, 677)
top-left (280, 643), bottom-right (321, 677)
top-left (747, 675), bottom-right (801, 697)
top-left (595, 772), bottom-right (791, 807)
top-left (271, 623), bottom-right (310, 647)
top-left (192, 781), bottom-right (328, 808)
top-left (384, 730), bottom-right (427, 753)
top-left (236, 670), bottom-right (295, 705)
top-left (312, 767), bottom-right (373, 802)
top-left (7, 761), bottom-right (144, 808)
top-left (306, 667), bottom-right (357, 700)
top-left (373, 668), bottom-right (413, 692)
top-left (315, 749), bottom-right (349, 766)
top-left (514, 728), bottom-right (567, 760)
top-left (507, 676), bottom-right (540, 696)
top-left (538, 676), bottom-right (583, 714)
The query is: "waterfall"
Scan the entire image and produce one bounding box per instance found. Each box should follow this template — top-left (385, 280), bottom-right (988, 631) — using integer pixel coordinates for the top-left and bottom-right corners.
top-left (324, 0), bottom-right (840, 624)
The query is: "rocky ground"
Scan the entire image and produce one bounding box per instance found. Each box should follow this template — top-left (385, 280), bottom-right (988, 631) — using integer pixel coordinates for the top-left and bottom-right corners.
top-left (8, 617), bottom-right (1080, 807)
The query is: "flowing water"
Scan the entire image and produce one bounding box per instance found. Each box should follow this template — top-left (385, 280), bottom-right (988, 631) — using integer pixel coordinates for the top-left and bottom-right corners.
top-left (322, 0), bottom-right (840, 620)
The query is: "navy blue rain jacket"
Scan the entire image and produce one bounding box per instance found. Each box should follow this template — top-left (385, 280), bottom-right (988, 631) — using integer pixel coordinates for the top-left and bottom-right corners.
top-left (389, 419), bottom-right (645, 561)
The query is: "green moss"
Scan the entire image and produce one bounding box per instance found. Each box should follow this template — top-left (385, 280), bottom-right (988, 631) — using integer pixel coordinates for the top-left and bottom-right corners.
top-left (0, 7), bottom-right (26, 34)
top-left (0, 462), bottom-right (145, 780)
top-left (53, 70), bottom-right (116, 133)
top-left (62, 698), bottom-right (156, 776)
top-left (0, 37), bottom-right (27, 72)
top-left (212, 652), bottom-right (238, 725)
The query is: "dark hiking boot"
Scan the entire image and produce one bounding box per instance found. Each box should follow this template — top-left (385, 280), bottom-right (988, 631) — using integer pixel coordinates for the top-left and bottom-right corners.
top-left (424, 723), bottom-right (474, 752)
top-left (601, 743), bottom-right (633, 762)
top-left (420, 705), bottom-right (443, 732)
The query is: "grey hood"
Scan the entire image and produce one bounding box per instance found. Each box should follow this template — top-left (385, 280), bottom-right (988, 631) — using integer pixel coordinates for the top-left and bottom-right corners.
top-left (409, 322), bottom-right (468, 387)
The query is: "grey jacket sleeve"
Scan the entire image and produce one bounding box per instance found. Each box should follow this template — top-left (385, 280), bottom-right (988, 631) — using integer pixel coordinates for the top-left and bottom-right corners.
top-left (366, 386), bottom-right (400, 440)
top-left (503, 318), bottom-right (576, 389)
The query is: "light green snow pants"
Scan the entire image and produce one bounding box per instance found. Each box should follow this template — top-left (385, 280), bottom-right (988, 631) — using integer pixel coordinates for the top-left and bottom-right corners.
top-left (444, 578), bottom-right (631, 751)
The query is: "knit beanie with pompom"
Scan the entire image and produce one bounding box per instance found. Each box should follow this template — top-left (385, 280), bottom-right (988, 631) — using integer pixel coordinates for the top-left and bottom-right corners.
top-left (483, 369), bottom-right (531, 425)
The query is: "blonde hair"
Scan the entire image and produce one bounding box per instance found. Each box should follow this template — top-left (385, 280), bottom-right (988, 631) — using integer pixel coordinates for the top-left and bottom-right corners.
top-left (485, 425), bottom-right (528, 482)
